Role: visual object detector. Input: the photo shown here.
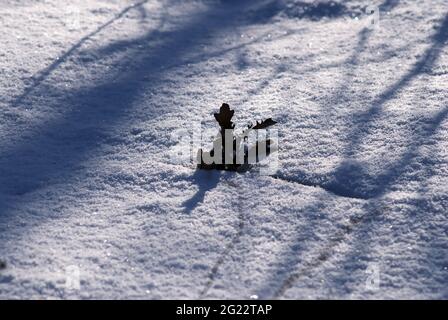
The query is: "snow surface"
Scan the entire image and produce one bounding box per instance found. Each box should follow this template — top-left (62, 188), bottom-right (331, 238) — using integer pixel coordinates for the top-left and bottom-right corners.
top-left (0, 0), bottom-right (447, 299)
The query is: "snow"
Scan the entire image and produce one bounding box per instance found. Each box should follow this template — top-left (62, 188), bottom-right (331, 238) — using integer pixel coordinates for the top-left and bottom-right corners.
top-left (0, 0), bottom-right (447, 299)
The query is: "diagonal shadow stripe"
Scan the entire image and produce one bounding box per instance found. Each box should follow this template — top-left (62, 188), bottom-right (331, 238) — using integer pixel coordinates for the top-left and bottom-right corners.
top-left (10, 0), bottom-right (151, 109)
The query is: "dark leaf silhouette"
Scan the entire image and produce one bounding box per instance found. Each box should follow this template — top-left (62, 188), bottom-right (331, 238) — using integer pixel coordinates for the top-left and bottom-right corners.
top-left (197, 103), bottom-right (277, 171)
top-left (214, 103), bottom-right (235, 131)
top-left (249, 118), bottom-right (277, 130)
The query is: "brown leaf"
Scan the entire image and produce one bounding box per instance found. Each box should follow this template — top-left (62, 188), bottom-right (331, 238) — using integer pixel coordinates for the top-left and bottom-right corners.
top-left (214, 103), bottom-right (235, 130)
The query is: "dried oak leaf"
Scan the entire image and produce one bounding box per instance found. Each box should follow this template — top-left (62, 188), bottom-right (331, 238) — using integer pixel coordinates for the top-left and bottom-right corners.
top-left (214, 103), bottom-right (235, 130)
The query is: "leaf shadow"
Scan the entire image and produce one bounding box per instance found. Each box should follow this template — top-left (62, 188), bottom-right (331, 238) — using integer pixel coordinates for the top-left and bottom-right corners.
top-left (182, 170), bottom-right (222, 213)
